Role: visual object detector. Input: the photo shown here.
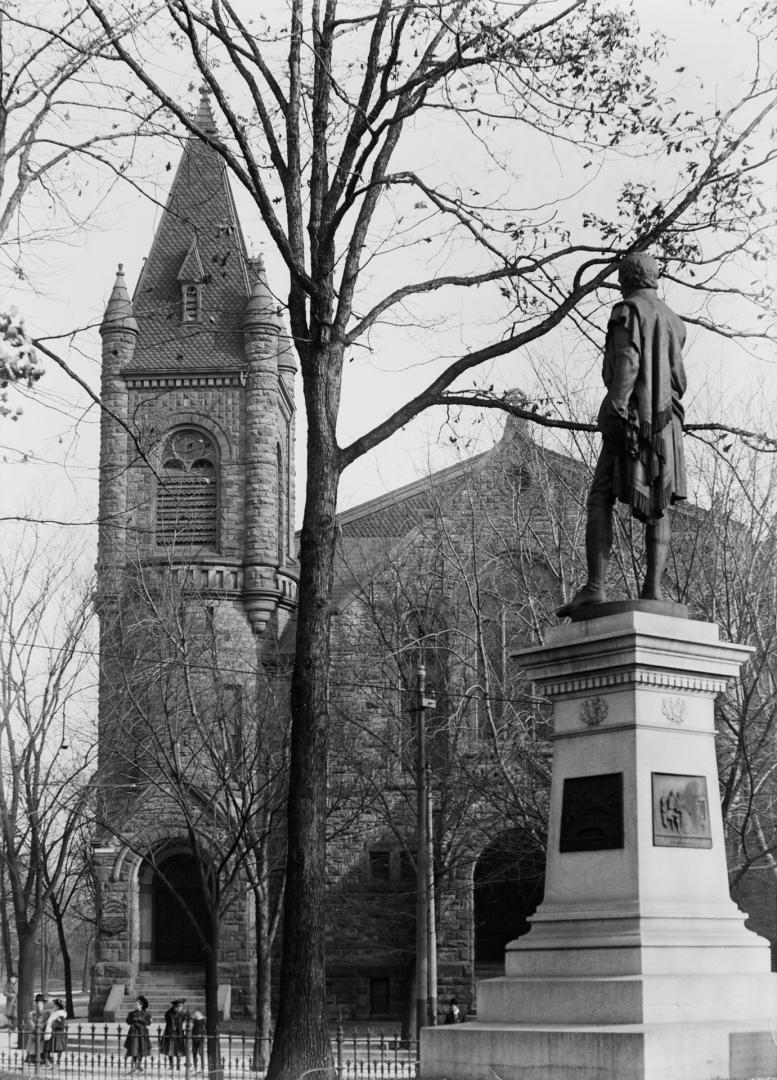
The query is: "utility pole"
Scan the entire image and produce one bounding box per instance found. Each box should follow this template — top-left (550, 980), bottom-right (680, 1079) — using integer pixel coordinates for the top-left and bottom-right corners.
top-left (426, 760), bottom-right (437, 1025)
top-left (415, 661), bottom-right (437, 1034)
top-left (415, 661), bottom-right (429, 1038)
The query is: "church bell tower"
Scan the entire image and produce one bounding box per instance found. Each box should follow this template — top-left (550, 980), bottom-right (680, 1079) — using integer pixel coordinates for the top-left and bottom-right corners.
top-left (91, 88), bottom-right (296, 1018)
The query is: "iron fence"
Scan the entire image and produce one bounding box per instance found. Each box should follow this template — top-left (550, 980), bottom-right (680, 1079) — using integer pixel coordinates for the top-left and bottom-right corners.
top-left (0, 1024), bottom-right (419, 1079)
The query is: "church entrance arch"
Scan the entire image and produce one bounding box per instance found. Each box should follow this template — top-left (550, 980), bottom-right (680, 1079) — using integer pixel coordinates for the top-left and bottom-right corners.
top-left (473, 830), bottom-right (545, 963)
top-left (150, 847), bottom-right (212, 964)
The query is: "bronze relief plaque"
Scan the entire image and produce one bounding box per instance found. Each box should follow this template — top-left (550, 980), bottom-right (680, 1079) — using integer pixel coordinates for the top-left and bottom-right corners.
top-left (652, 773), bottom-right (712, 848)
top-left (559, 772), bottom-right (624, 852)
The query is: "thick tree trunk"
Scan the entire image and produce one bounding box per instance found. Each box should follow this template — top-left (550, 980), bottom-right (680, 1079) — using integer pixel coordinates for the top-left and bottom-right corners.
top-left (267, 346), bottom-right (341, 1080)
top-left (16, 927), bottom-right (37, 1049)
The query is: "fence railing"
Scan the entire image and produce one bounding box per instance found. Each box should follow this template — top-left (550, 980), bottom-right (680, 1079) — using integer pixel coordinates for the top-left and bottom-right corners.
top-left (0, 1024), bottom-right (420, 1079)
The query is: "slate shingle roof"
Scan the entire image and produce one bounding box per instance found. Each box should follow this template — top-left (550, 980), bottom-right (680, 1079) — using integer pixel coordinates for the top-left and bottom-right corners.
top-left (128, 129), bottom-right (252, 373)
top-left (338, 450), bottom-right (491, 539)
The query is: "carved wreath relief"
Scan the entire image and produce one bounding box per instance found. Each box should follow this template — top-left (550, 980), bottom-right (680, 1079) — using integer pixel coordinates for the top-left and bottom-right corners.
top-left (661, 696), bottom-right (687, 725)
top-left (580, 696), bottom-right (608, 728)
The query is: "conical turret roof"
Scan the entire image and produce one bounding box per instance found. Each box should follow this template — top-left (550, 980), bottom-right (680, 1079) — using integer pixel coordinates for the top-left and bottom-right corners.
top-left (101, 264), bottom-right (138, 335)
top-left (244, 255), bottom-right (283, 330)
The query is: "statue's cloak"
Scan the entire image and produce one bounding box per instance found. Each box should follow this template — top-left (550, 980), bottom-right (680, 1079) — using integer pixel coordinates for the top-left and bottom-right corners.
top-left (600, 287), bottom-right (687, 523)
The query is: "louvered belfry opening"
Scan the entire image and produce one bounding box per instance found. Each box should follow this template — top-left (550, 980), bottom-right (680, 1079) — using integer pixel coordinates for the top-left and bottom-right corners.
top-left (157, 428), bottom-right (218, 549)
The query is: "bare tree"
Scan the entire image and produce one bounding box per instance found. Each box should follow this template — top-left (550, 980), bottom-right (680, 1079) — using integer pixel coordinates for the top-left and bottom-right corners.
top-left (0, 2), bottom-right (163, 421)
top-left (44, 808), bottom-right (96, 1017)
top-left (0, 526), bottom-right (96, 1038)
top-left (326, 422), bottom-right (577, 1030)
top-left (97, 559), bottom-right (289, 1077)
top-left (330, 411), bottom-right (777, 1025)
top-left (665, 436), bottom-right (777, 928)
top-left (80, 2), bottom-right (777, 1072)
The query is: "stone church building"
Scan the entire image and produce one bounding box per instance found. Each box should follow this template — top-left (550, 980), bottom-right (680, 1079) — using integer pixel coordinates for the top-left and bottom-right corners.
top-left (90, 91), bottom-right (777, 1029)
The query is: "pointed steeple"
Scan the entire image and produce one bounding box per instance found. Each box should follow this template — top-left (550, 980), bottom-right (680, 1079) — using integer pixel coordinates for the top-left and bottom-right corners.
top-left (101, 264), bottom-right (138, 336)
top-left (244, 255), bottom-right (283, 332)
top-left (129, 90), bottom-right (252, 374)
top-left (194, 83), bottom-right (218, 134)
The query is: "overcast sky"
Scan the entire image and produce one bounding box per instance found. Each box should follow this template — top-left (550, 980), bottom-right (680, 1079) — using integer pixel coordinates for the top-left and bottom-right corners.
top-left (1, 0), bottom-right (773, 551)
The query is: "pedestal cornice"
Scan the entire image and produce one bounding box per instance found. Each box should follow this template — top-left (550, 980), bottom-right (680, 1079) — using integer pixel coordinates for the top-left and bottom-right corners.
top-left (514, 611), bottom-right (753, 697)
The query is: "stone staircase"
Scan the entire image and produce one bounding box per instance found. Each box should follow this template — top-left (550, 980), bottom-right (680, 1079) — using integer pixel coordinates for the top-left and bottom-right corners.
top-left (123, 968), bottom-right (207, 1025)
top-left (103, 967), bottom-right (207, 1026)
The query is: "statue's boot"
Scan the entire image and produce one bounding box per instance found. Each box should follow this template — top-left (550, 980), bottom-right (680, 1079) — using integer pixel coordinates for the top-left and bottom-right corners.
top-left (640, 516), bottom-right (670, 600)
top-left (556, 507), bottom-right (611, 617)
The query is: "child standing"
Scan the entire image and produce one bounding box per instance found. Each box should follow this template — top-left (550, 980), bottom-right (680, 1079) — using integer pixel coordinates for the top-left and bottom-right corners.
top-left (190, 1009), bottom-right (205, 1070)
top-left (47, 999), bottom-right (68, 1065)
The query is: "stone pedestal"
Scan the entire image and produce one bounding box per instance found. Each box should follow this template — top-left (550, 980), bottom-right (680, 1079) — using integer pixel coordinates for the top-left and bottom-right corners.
top-left (422, 611), bottom-right (777, 1080)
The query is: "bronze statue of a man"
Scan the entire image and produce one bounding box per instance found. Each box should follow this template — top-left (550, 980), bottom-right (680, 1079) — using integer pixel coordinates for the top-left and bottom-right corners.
top-left (557, 252), bottom-right (687, 618)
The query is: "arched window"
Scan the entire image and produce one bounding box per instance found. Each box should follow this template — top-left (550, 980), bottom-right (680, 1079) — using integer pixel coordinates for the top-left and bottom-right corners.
top-left (156, 428), bottom-right (218, 549)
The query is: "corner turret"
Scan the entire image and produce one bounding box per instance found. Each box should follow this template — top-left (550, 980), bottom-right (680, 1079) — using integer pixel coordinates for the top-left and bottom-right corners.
top-left (97, 264), bottom-right (135, 592)
top-left (100, 264), bottom-right (138, 338)
top-left (243, 255), bottom-right (284, 335)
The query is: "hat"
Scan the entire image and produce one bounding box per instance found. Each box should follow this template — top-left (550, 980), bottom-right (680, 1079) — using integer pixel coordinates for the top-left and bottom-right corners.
top-left (34, 993), bottom-right (47, 1003)
top-left (53, 999), bottom-right (64, 1010)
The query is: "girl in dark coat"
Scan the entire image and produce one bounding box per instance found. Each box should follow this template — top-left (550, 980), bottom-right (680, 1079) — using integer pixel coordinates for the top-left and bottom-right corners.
top-left (124, 996), bottom-right (152, 1070)
top-left (160, 1000), bottom-right (186, 1068)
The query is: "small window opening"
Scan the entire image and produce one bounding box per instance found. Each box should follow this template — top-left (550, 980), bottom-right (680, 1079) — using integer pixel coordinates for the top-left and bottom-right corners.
top-left (182, 284), bottom-right (201, 323)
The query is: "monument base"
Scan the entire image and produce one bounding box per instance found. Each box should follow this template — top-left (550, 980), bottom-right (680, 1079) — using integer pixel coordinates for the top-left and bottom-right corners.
top-left (421, 613), bottom-right (777, 1080)
top-left (422, 1020), bottom-right (776, 1080)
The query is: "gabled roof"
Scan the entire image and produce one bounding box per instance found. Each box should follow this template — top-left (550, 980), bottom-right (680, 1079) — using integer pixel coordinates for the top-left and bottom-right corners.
top-left (338, 448), bottom-right (492, 539)
top-left (330, 418), bottom-right (589, 614)
top-left (177, 237), bottom-right (205, 283)
top-left (128, 91), bottom-right (252, 373)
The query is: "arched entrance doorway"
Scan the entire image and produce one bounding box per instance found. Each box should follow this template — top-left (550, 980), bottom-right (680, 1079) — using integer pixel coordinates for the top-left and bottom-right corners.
top-left (151, 848), bottom-right (212, 964)
top-left (473, 830), bottom-right (545, 963)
